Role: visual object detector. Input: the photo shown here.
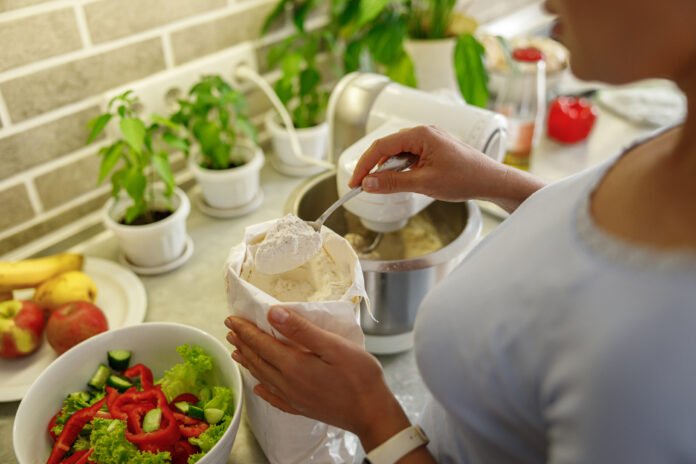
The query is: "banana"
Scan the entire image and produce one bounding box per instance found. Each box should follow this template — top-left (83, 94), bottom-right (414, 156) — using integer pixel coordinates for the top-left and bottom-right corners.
top-left (33, 270), bottom-right (97, 310)
top-left (0, 253), bottom-right (84, 290)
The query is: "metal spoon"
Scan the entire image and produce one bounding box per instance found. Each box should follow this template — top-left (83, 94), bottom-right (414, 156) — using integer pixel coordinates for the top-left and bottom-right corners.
top-left (307, 152), bottom-right (420, 233)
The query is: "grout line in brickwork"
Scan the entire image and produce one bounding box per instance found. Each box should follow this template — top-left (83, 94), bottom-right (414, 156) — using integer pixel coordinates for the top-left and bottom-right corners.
top-left (161, 33), bottom-right (176, 69)
top-left (0, 184), bottom-right (110, 244)
top-left (73, 3), bottom-right (93, 49)
top-left (0, 91), bottom-right (11, 130)
top-left (0, 210), bottom-right (103, 261)
top-left (0, 97), bottom-right (99, 139)
top-left (0, 1), bottom-right (70, 23)
top-left (0, 0), bottom-right (273, 83)
top-left (24, 179), bottom-right (44, 214)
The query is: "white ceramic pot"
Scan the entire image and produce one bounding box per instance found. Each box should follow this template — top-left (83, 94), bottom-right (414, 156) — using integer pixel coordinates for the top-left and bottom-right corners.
top-left (265, 112), bottom-right (328, 174)
top-left (405, 38), bottom-right (459, 94)
top-left (189, 140), bottom-right (264, 210)
top-left (103, 187), bottom-right (190, 268)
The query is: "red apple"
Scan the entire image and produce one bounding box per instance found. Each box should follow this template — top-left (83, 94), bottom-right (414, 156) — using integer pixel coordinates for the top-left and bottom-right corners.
top-left (0, 299), bottom-right (46, 359)
top-left (46, 301), bottom-right (108, 355)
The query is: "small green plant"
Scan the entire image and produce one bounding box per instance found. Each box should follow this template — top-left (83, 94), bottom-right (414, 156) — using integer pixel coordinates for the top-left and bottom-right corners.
top-left (264, 0), bottom-right (489, 108)
top-left (87, 91), bottom-right (183, 225)
top-left (267, 31), bottom-right (332, 128)
top-left (169, 75), bottom-right (258, 170)
top-left (261, 1), bottom-right (334, 128)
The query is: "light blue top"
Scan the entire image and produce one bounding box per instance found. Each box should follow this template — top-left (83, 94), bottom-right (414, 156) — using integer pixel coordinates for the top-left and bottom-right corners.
top-left (415, 134), bottom-right (696, 463)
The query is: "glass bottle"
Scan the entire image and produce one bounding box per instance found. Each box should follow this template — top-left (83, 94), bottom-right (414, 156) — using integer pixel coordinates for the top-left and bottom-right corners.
top-left (493, 48), bottom-right (546, 170)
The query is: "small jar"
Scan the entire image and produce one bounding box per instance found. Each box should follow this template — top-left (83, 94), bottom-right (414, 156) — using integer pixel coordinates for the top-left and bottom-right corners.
top-left (492, 47), bottom-right (546, 170)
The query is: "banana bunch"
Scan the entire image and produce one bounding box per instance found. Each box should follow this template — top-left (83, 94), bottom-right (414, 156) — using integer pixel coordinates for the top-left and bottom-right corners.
top-left (0, 254), bottom-right (99, 310)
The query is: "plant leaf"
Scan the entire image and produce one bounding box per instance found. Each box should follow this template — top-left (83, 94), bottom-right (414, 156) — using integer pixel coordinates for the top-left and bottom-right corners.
top-left (273, 77), bottom-right (294, 105)
top-left (163, 132), bottom-right (189, 153)
top-left (98, 142), bottom-right (122, 183)
top-left (110, 168), bottom-right (127, 198)
top-left (453, 34), bottom-right (489, 108)
top-left (358, 0), bottom-right (390, 27)
top-left (192, 120), bottom-right (221, 156)
top-left (366, 15), bottom-right (406, 65)
top-left (152, 152), bottom-right (175, 195)
top-left (86, 114), bottom-right (112, 144)
top-left (120, 118), bottom-right (146, 153)
top-left (386, 52), bottom-right (417, 87)
top-left (344, 40), bottom-right (363, 72)
top-left (150, 114), bottom-right (179, 131)
top-left (261, 0), bottom-right (289, 34)
top-left (124, 202), bottom-right (145, 224)
top-left (299, 67), bottom-right (321, 95)
top-left (123, 167), bottom-right (146, 206)
top-left (281, 52), bottom-right (303, 78)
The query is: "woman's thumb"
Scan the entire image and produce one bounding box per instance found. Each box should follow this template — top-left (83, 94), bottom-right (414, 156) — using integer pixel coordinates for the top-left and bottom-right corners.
top-left (361, 171), bottom-right (421, 194)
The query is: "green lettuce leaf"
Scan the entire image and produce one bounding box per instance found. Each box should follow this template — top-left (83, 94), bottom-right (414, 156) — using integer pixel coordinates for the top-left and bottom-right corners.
top-left (204, 386), bottom-right (235, 416)
top-left (189, 415), bottom-right (231, 455)
top-left (157, 344), bottom-right (214, 402)
top-left (90, 418), bottom-right (170, 464)
top-left (51, 390), bottom-right (105, 436)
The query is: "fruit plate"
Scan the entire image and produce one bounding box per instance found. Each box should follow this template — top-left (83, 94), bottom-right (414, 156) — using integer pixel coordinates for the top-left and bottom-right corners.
top-left (0, 257), bottom-right (147, 402)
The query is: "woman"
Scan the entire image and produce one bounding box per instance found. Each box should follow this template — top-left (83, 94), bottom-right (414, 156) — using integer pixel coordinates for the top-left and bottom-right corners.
top-left (225, 0), bottom-right (696, 462)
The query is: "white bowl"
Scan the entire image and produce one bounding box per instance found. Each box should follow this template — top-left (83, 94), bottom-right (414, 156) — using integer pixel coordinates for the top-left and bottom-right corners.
top-left (13, 322), bottom-right (243, 464)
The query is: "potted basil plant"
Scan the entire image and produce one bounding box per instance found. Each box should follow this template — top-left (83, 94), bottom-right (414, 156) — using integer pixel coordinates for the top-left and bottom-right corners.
top-left (261, 17), bottom-right (332, 175)
top-left (169, 75), bottom-right (264, 210)
top-left (335, 0), bottom-right (489, 107)
top-left (87, 91), bottom-right (190, 269)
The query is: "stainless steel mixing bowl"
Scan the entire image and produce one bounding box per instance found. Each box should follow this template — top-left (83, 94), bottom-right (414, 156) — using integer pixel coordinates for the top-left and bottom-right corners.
top-left (286, 172), bottom-right (482, 354)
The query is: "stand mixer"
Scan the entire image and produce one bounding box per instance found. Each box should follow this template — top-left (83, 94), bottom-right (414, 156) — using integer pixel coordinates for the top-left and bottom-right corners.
top-left (288, 73), bottom-right (507, 354)
top-left (330, 73), bottom-right (508, 233)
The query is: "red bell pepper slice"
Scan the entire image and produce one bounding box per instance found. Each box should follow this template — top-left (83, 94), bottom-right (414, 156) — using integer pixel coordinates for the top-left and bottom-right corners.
top-left (173, 412), bottom-right (209, 438)
top-left (110, 387), bottom-right (160, 420)
top-left (172, 439), bottom-right (199, 464)
top-left (126, 405), bottom-right (180, 452)
top-left (124, 363), bottom-right (154, 390)
top-left (112, 386), bottom-right (181, 451)
top-left (48, 411), bottom-right (60, 442)
top-left (47, 398), bottom-right (105, 464)
top-left (59, 448), bottom-right (93, 464)
top-left (126, 403), bottom-right (156, 434)
top-left (171, 393), bottom-right (198, 405)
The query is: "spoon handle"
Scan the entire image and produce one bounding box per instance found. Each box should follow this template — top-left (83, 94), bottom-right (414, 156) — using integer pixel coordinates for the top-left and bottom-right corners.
top-left (314, 152), bottom-right (419, 229)
top-left (316, 186), bottom-right (362, 229)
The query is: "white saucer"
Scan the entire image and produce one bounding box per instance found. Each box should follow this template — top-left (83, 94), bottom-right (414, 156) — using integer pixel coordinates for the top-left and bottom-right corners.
top-left (193, 188), bottom-right (264, 219)
top-left (119, 235), bottom-right (194, 275)
top-left (269, 154), bottom-right (328, 177)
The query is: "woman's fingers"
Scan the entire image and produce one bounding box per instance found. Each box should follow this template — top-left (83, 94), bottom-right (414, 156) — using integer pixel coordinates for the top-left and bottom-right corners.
top-left (253, 384), bottom-right (302, 416)
top-left (348, 127), bottom-right (426, 188)
top-left (266, 307), bottom-right (348, 363)
top-left (227, 329), bottom-right (291, 394)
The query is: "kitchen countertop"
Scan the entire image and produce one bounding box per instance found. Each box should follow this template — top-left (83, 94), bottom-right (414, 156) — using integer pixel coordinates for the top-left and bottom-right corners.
top-left (1, 81), bottom-right (661, 462)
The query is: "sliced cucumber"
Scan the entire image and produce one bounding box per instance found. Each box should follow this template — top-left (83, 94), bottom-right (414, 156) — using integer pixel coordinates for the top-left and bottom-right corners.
top-left (107, 350), bottom-right (132, 371)
top-left (87, 364), bottom-right (111, 390)
top-left (204, 408), bottom-right (224, 425)
top-left (106, 374), bottom-right (133, 392)
top-left (142, 408), bottom-right (162, 433)
top-left (187, 405), bottom-right (205, 420)
top-left (174, 401), bottom-right (190, 414)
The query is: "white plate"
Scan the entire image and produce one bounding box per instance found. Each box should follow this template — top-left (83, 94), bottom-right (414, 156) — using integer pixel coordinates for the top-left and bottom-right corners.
top-left (0, 257), bottom-right (147, 402)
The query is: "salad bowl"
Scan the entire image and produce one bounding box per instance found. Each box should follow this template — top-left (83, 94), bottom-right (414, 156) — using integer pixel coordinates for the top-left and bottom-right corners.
top-left (13, 322), bottom-right (243, 464)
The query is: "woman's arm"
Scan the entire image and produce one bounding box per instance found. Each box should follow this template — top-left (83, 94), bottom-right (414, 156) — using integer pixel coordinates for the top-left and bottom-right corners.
top-left (349, 125), bottom-right (546, 214)
top-left (225, 307), bottom-right (436, 463)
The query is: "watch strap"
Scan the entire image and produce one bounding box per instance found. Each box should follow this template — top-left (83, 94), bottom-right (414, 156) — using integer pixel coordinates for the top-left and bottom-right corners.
top-left (364, 424), bottom-right (429, 464)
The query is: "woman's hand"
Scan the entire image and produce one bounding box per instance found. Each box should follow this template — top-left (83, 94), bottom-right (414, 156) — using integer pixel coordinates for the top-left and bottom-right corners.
top-left (349, 125), bottom-right (546, 213)
top-left (224, 307), bottom-right (412, 451)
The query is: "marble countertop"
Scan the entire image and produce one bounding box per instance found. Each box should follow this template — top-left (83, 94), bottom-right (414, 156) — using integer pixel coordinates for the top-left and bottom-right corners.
top-left (1, 79), bottom-right (660, 462)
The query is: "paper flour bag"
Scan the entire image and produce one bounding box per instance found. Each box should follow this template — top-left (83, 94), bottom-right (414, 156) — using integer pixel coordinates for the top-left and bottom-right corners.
top-left (225, 216), bottom-right (368, 464)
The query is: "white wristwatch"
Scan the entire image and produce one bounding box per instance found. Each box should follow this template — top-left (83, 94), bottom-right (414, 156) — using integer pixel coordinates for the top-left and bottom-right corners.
top-left (364, 424), bottom-right (430, 464)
